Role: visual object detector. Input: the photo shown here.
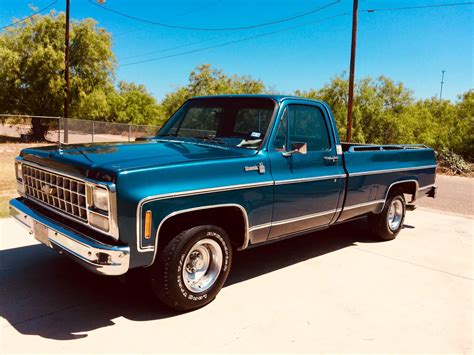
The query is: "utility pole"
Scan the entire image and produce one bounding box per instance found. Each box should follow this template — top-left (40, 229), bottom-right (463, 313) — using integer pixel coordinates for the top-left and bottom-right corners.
top-left (439, 70), bottom-right (445, 100)
top-left (64, 0), bottom-right (70, 143)
top-left (345, 0), bottom-right (358, 143)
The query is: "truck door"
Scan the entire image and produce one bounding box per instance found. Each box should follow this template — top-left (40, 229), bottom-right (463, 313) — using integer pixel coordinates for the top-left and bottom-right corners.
top-left (268, 102), bottom-right (345, 239)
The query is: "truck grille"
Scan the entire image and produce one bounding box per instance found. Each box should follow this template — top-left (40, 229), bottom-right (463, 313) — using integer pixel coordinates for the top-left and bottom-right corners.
top-left (23, 164), bottom-right (88, 221)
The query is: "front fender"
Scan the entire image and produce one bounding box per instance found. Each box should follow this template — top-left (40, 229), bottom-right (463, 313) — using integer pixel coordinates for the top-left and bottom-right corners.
top-left (116, 152), bottom-right (274, 268)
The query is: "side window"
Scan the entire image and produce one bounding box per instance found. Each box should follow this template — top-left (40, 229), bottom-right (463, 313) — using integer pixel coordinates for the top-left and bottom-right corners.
top-left (288, 105), bottom-right (330, 151)
top-left (273, 109), bottom-right (288, 151)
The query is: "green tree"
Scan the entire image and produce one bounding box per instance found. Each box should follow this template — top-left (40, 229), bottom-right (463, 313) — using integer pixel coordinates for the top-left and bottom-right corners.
top-left (455, 90), bottom-right (474, 159)
top-left (0, 11), bottom-right (114, 138)
top-left (297, 74), bottom-right (414, 144)
top-left (160, 64), bottom-right (266, 119)
top-left (107, 81), bottom-right (162, 125)
top-left (0, 11), bottom-right (161, 138)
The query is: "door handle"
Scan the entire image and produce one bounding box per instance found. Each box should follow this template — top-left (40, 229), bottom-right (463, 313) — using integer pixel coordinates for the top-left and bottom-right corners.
top-left (324, 156), bottom-right (339, 164)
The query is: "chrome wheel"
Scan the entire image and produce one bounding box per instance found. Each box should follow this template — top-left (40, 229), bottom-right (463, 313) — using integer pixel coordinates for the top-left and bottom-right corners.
top-left (387, 199), bottom-right (403, 231)
top-left (182, 238), bottom-right (223, 293)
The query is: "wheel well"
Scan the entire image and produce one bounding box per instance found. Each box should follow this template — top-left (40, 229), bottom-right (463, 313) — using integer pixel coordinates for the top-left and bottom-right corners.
top-left (157, 206), bottom-right (247, 251)
top-left (387, 180), bottom-right (418, 202)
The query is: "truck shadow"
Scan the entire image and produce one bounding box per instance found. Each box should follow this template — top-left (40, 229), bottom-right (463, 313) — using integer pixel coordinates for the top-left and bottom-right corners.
top-left (1, 217), bottom-right (377, 341)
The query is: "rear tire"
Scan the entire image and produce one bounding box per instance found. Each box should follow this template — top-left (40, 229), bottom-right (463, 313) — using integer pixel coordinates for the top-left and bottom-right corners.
top-left (150, 225), bottom-right (232, 311)
top-left (369, 192), bottom-right (406, 241)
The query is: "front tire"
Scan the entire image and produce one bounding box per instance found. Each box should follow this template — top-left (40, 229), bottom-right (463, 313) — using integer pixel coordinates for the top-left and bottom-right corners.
top-left (369, 192), bottom-right (406, 240)
top-left (150, 225), bottom-right (232, 311)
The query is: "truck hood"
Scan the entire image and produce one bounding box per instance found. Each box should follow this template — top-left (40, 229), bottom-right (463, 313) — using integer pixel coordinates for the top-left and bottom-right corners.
top-left (20, 139), bottom-right (255, 179)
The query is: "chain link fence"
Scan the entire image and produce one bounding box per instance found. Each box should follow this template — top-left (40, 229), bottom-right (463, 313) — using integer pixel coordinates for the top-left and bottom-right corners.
top-left (0, 114), bottom-right (161, 144)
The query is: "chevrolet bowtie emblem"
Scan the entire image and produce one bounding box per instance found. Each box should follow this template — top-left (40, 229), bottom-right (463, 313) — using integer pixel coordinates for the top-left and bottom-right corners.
top-left (41, 184), bottom-right (56, 195)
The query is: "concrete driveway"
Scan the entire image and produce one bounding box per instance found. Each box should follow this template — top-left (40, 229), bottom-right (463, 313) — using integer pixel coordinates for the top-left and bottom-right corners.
top-left (1, 206), bottom-right (472, 353)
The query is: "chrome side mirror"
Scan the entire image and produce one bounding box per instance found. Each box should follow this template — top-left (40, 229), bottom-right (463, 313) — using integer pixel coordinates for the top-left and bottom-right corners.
top-left (282, 142), bottom-right (308, 157)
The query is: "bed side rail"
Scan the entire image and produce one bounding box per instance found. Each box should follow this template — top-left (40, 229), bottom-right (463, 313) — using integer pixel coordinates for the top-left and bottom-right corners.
top-left (345, 143), bottom-right (429, 152)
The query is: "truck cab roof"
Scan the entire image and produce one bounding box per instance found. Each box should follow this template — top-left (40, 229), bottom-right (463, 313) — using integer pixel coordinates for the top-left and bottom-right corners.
top-left (190, 94), bottom-right (325, 105)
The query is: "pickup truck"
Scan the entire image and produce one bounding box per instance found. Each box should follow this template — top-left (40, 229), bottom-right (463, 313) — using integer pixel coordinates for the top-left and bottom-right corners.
top-left (10, 95), bottom-right (437, 311)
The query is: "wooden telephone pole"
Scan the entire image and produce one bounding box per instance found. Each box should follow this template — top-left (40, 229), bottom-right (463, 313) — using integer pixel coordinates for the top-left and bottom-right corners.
top-left (345, 0), bottom-right (358, 143)
top-left (63, 0), bottom-right (70, 143)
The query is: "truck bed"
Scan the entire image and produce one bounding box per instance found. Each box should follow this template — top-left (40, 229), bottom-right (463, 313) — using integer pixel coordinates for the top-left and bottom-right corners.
top-left (337, 143), bottom-right (437, 222)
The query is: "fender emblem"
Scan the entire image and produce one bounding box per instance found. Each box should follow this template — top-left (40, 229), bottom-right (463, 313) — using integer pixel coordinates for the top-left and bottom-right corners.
top-left (244, 162), bottom-right (266, 174)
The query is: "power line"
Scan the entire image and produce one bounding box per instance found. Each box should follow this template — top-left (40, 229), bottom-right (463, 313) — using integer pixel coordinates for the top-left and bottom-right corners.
top-left (120, 35), bottom-right (225, 61)
top-left (0, 1), bottom-right (58, 30)
top-left (113, 0), bottom-right (223, 38)
top-left (89, 0), bottom-right (341, 31)
top-left (364, 1), bottom-right (474, 13)
top-left (118, 0), bottom-right (474, 62)
top-left (120, 12), bottom-right (350, 67)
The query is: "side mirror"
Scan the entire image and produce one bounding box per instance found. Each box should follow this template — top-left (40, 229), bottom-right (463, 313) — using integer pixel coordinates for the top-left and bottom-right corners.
top-left (282, 142), bottom-right (308, 157)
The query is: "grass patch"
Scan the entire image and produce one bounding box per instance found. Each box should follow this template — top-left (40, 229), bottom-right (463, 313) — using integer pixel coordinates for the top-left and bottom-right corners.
top-left (0, 142), bottom-right (47, 218)
top-left (0, 193), bottom-right (17, 218)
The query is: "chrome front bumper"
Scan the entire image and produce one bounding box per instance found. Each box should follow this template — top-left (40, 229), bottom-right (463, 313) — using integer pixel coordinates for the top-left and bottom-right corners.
top-left (9, 198), bottom-right (130, 276)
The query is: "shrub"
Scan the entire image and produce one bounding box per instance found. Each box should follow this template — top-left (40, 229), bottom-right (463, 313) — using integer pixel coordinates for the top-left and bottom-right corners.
top-left (437, 149), bottom-right (472, 175)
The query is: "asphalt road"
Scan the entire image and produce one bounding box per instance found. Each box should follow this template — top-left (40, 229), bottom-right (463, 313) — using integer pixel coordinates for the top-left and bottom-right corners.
top-left (417, 174), bottom-right (474, 216)
top-left (1, 205), bottom-right (472, 353)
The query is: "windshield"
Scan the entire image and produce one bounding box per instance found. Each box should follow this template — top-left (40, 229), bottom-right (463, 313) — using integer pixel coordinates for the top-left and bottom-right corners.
top-left (156, 97), bottom-right (276, 149)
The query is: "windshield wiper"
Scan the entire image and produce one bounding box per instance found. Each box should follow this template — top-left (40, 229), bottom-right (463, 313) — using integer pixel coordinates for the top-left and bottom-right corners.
top-left (237, 138), bottom-right (262, 148)
top-left (191, 136), bottom-right (226, 144)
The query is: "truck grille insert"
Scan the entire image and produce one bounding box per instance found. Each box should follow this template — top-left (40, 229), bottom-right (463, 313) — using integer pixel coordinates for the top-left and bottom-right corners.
top-left (23, 164), bottom-right (88, 221)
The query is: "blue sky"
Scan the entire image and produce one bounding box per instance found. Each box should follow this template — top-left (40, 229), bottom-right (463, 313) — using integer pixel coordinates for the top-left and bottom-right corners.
top-left (1, 0), bottom-right (473, 101)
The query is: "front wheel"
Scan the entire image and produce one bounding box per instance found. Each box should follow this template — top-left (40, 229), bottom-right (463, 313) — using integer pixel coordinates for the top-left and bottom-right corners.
top-left (150, 225), bottom-right (232, 311)
top-left (368, 193), bottom-right (406, 240)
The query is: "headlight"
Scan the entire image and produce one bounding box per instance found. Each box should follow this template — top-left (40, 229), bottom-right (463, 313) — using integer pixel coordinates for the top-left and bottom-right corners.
top-left (15, 162), bottom-right (23, 181)
top-left (92, 186), bottom-right (109, 212)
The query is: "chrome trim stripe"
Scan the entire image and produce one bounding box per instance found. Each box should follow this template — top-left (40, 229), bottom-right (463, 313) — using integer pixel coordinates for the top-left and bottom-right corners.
top-left (250, 200), bottom-right (381, 234)
top-left (146, 204), bottom-right (250, 266)
top-left (382, 179), bottom-right (419, 208)
top-left (343, 199), bottom-right (385, 211)
top-left (249, 209), bottom-right (340, 233)
top-left (138, 175), bottom-right (345, 253)
top-left (274, 174), bottom-right (345, 185)
top-left (140, 181), bottom-right (273, 206)
top-left (136, 182), bottom-right (273, 252)
top-left (270, 209), bottom-right (337, 227)
top-left (348, 165), bottom-right (437, 177)
top-left (144, 180), bottom-right (435, 261)
top-left (249, 223), bottom-right (272, 232)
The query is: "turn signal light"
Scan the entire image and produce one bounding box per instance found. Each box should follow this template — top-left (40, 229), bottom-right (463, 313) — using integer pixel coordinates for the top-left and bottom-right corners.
top-left (144, 210), bottom-right (152, 239)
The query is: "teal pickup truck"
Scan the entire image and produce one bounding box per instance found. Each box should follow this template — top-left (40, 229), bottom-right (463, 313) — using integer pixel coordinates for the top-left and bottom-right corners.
top-left (10, 95), bottom-right (437, 310)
